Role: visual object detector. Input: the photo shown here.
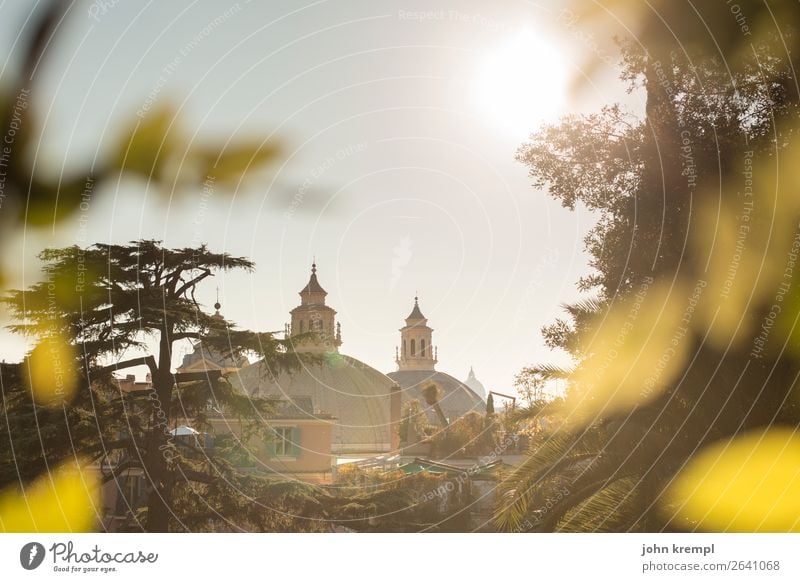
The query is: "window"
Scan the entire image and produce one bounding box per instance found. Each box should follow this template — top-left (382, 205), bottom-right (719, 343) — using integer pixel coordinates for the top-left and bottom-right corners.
top-left (115, 474), bottom-right (147, 514)
top-left (299, 320), bottom-right (305, 333)
top-left (266, 427), bottom-right (301, 458)
top-left (421, 339), bottom-right (426, 358)
top-left (410, 339), bottom-right (416, 356)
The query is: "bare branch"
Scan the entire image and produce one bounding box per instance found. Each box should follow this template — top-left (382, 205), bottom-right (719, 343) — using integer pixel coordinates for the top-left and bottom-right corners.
top-left (172, 332), bottom-right (201, 342)
top-left (174, 268), bottom-right (211, 299)
top-left (92, 355), bottom-right (157, 378)
top-left (101, 459), bottom-right (143, 484)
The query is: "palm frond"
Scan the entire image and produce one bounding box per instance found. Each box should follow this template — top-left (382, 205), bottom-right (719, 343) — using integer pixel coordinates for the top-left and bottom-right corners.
top-left (556, 476), bottom-right (641, 532)
top-left (494, 428), bottom-right (602, 531)
top-left (562, 296), bottom-right (605, 317)
top-left (528, 363), bottom-right (573, 380)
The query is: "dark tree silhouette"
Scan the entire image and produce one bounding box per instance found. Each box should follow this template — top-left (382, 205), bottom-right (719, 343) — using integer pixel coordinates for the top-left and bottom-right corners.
top-left (2, 240), bottom-right (294, 531)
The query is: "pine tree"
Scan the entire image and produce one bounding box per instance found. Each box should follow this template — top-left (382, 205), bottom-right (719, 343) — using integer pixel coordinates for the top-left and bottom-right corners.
top-left (1, 240), bottom-right (295, 531)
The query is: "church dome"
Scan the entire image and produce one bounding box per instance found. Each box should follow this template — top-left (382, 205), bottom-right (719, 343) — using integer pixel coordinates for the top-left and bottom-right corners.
top-left (463, 366), bottom-right (487, 400)
top-left (179, 342), bottom-right (248, 371)
top-left (388, 370), bottom-right (484, 425)
top-left (230, 352), bottom-right (395, 454)
top-left (177, 300), bottom-right (248, 372)
top-left (229, 262), bottom-right (397, 453)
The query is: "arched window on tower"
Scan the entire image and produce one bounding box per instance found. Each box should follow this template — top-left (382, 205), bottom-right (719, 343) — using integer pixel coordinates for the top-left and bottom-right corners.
top-left (411, 339), bottom-right (416, 357)
top-left (300, 320), bottom-right (305, 333)
top-left (421, 339), bottom-right (426, 358)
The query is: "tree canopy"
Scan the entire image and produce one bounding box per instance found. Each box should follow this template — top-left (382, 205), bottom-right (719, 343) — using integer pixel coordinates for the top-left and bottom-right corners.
top-left (1, 240), bottom-right (298, 531)
top-left (498, 4), bottom-right (800, 532)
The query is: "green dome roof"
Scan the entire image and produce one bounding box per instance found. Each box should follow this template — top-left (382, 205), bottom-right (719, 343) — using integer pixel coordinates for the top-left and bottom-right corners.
top-left (387, 369), bottom-right (484, 425)
top-left (230, 353), bottom-right (396, 454)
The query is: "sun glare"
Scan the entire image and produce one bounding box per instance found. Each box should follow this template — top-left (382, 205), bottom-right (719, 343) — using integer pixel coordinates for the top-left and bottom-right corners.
top-left (474, 30), bottom-right (569, 136)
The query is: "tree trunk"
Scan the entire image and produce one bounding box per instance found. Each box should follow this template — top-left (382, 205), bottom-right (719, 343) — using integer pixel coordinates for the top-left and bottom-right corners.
top-left (640, 54), bottom-right (687, 279)
top-left (432, 402), bottom-right (448, 428)
top-left (144, 327), bottom-right (175, 532)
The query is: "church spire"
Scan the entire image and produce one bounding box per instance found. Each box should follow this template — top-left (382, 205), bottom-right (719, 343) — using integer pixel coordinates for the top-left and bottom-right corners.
top-left (406, 294), bottom-right (426, 322)
top-left (289, 261), bottom-right (341, 353)
top-left (396, 295), bottom-right (436, 371)
top-left (299, 261), bottom-right (327, 304)
top-left (211, 286), bottom-right (223, 321)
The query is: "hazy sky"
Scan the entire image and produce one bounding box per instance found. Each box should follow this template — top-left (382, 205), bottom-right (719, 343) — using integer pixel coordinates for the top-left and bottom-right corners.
top-left (0, 0), bottom-right (644, 395)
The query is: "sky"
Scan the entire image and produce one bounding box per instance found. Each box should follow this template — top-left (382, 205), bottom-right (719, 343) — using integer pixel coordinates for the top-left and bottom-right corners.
top-left (0, 0), bottom-right (644, 395)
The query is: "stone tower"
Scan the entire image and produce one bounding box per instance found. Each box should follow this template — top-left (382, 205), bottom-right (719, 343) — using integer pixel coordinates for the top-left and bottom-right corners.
top-left (288, 262), bottom-right (342, 353)
top-left (395, 296), bottom-right (437, 371)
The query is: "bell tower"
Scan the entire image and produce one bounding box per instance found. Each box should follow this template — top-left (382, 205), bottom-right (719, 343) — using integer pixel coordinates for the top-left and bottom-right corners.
top-left (288, 262), bottom-right (342, 353)
top-left (395, 296), bottom-right (437, 371)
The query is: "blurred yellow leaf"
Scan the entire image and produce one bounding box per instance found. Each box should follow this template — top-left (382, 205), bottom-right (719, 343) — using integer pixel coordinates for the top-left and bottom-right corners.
top-left (693, 201), bottom-right (763, 349)
top-left (0, 460), bottom-right (99, 532)
top-left (567, 281), bottom-right (688, 424)
top-left (113, 105), bottom-right (281, 194)
top-left (665, 428), bottom-right (800, 532)
top-left (115, 104), bottom-right (177, 180)
top-left (24, 175), bottom-right (96, 227)
top-left (691, 134), bottom-right (800, 353)
top-left (25, 335), bottom-right (78, 406)
top-left (193, 140), bottom-right (280, 185)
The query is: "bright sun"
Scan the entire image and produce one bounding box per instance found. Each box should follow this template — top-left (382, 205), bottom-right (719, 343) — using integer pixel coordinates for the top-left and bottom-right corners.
top-left (474, 30), bottom-right (569, 136)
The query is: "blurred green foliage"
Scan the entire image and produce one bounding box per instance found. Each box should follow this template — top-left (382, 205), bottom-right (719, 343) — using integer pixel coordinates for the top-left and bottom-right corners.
top-left (0, 0), bottom-right (283, 532)
top-left (498, 0), bottom-right (800, 532)
top-left (0, 2), bottom-right (280, 232)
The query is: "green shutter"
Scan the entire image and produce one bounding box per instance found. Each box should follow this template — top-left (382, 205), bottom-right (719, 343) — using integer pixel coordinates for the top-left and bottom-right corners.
top-left (290, 427), bottom-right (302, 458)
